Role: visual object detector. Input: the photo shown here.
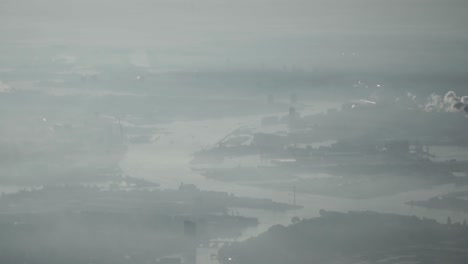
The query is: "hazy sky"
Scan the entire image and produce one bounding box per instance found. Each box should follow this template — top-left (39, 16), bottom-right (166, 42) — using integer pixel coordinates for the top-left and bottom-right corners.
top-left (1, 0), bottom-right (468, 71)
top-left (2, 0), bottom-right (467, 45)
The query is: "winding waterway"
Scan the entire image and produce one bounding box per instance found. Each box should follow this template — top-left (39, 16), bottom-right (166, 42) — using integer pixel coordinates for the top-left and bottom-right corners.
top-left (120, 107), bottom-right (468, 242)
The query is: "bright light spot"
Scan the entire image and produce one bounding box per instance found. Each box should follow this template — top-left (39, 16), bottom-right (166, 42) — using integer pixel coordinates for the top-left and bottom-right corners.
top-left (376, 84), bottom-right (381, 87)
top-left (228, 257), bottom-right (232, 261)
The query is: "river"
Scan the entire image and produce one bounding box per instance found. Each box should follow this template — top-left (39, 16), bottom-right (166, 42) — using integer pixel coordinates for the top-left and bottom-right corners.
top-left (119, 106), bottom-right (468, 243)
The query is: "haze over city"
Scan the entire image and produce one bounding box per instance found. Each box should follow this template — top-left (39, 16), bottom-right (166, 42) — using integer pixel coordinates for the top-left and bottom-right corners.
top-left (1, 0), bottom-right (468, 263)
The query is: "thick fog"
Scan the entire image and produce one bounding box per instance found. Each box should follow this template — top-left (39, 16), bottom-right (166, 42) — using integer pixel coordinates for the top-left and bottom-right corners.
top-left (1, 0), bottom-right (468, 263)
